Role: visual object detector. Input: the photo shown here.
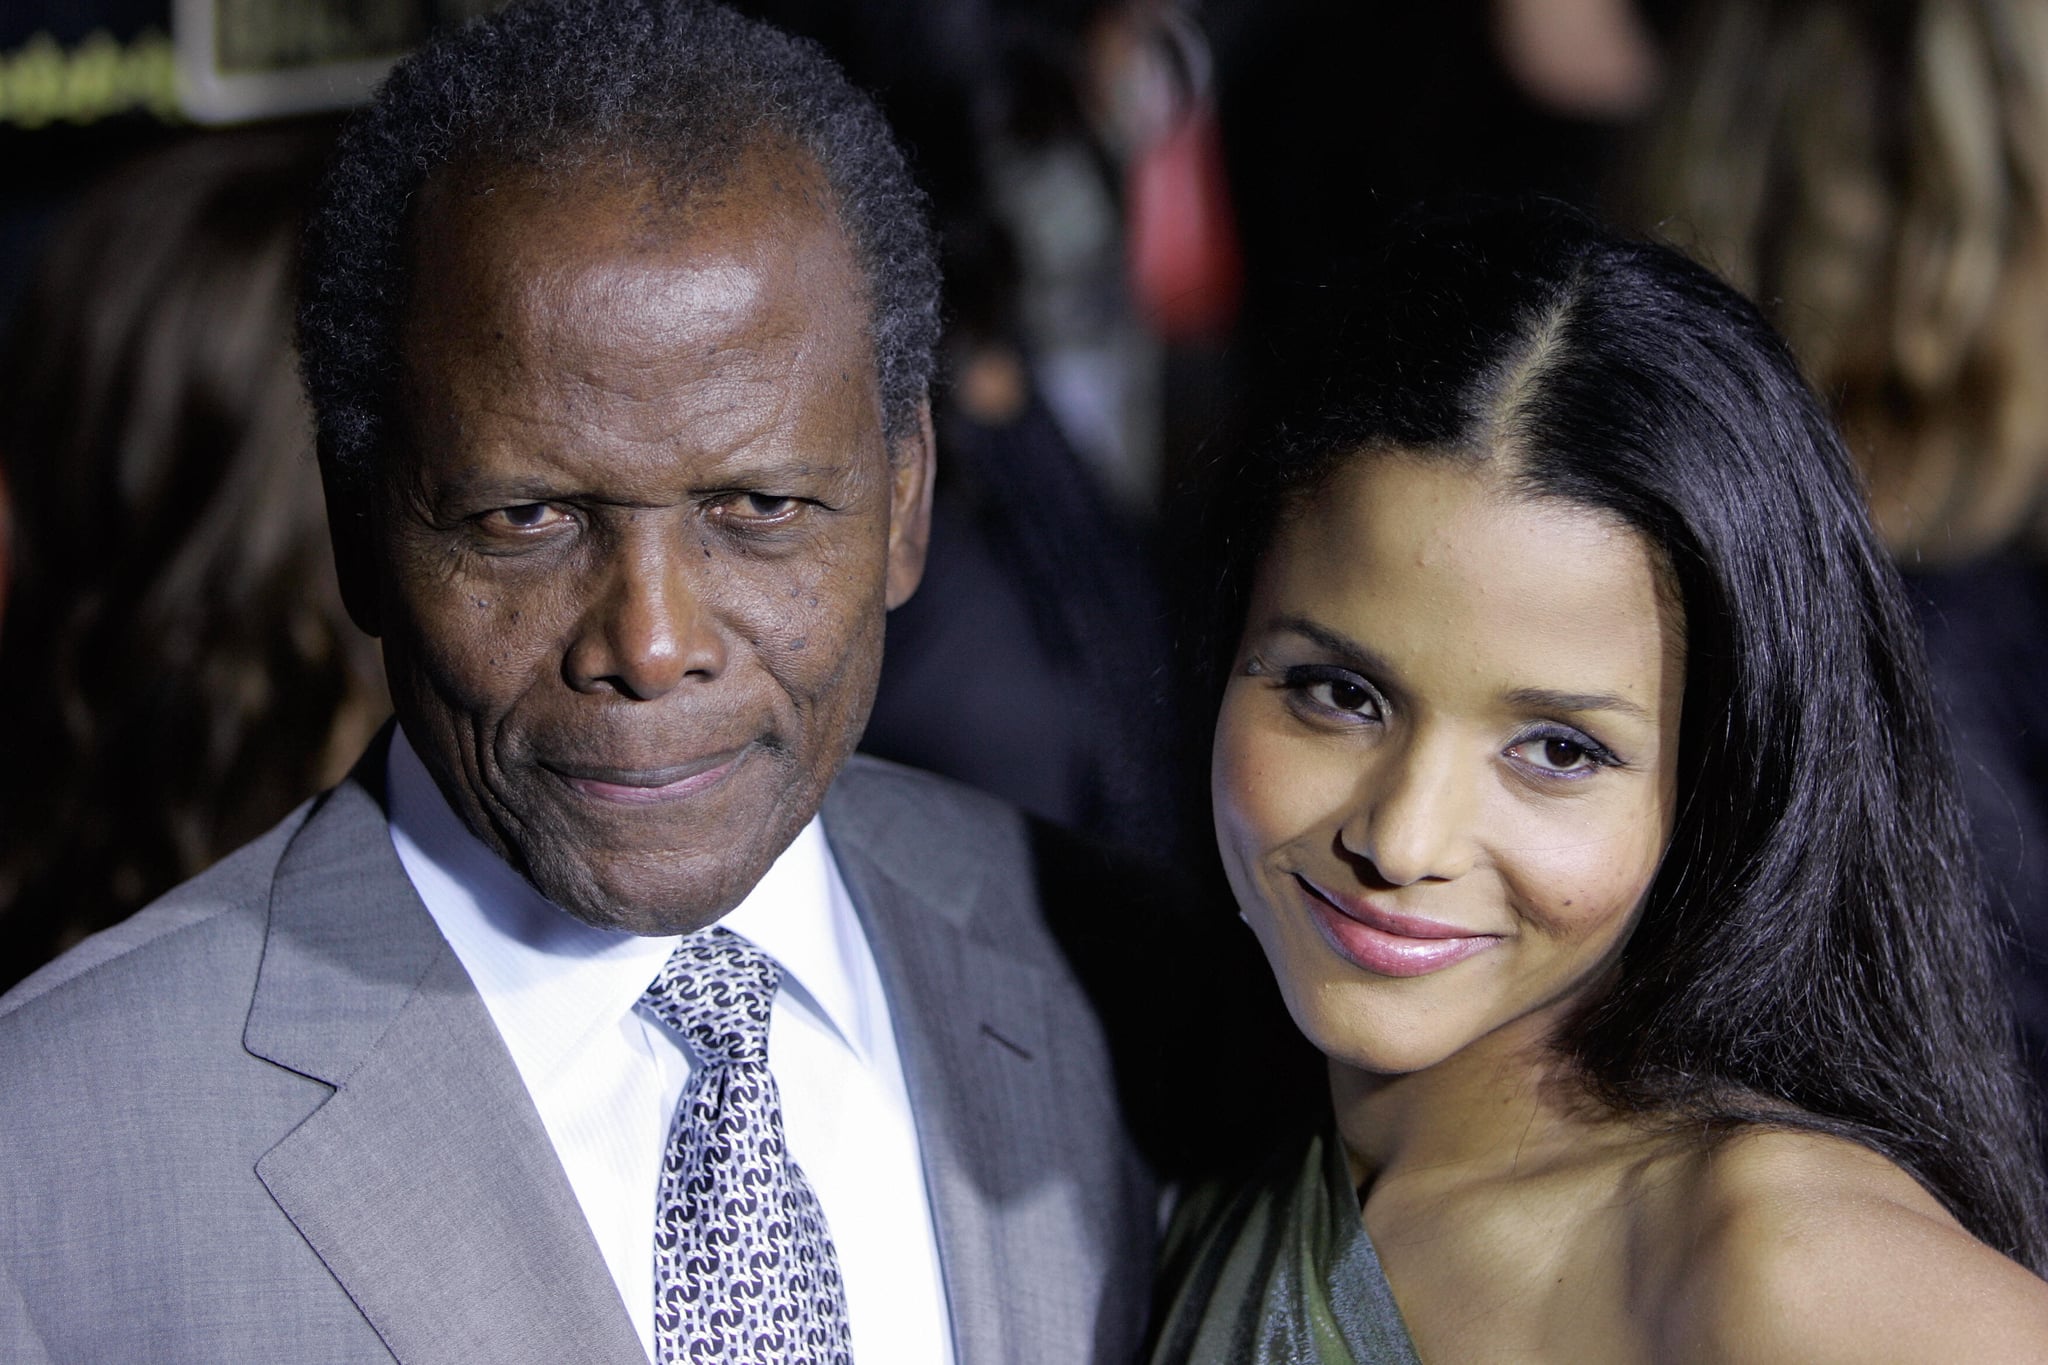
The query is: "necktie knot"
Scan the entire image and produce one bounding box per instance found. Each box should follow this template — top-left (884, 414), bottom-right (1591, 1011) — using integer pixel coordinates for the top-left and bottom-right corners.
top-left (641, 925), bottom-right (781, 1068)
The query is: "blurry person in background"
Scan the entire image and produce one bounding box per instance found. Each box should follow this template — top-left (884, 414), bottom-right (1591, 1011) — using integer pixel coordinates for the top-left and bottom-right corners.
top-left (1634, 0), bottom-right (2048, 1103)
top-left (734, 0), bottom-right (1197, 856)
top-left (1210, 0), bottom-right (1673, 395)
top-left (0, 127), bottom-right (389, 990)
top-left (1493, 0), bottom-right (1663, 123)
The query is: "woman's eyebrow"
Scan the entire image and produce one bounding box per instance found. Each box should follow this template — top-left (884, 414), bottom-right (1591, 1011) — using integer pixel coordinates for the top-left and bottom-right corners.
top-left (1272, 614), bottom-right (1396, 675)
top-left (1504, 686), bottom-right (1652, 722)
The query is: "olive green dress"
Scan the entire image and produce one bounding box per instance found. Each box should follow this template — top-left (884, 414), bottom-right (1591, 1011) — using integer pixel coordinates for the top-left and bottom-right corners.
top-left (1148, 1124), bottom-right (1423, 1364)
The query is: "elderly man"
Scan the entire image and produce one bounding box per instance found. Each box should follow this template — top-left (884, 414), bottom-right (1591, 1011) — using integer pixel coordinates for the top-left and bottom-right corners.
top-left (0, 3), bottom-right (1191, 1361)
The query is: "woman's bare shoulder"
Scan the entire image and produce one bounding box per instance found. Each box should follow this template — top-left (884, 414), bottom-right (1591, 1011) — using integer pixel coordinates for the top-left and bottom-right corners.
top-left (1641, 1127), bottom-right (2048, 1363)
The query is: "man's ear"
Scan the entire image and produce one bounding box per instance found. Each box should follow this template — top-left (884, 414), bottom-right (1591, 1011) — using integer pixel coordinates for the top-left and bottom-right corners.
top-left (319, 456), bottom-right (383, 638)
top-left (884, 398), bottom-right (936, 611)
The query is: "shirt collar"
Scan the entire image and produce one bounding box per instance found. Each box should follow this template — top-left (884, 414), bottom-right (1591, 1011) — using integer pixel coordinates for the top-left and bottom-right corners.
top-left (385, 726), bottom-right (874, 1080)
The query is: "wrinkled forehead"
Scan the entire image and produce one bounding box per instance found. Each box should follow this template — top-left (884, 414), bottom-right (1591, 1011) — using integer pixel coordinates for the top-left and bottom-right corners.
top-left (405, 134), bottom-right (853, 305)
top-left (391, 142), bottom-right (877, 426)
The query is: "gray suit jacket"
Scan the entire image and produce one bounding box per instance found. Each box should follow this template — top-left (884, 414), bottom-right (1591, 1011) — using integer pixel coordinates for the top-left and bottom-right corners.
top-left (0, 753), bottom-right (1158, 1363)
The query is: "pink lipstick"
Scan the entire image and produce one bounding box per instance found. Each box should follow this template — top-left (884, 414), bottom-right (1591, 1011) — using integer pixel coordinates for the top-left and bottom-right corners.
top-left (1295, 875), bottom-right (1501, 978)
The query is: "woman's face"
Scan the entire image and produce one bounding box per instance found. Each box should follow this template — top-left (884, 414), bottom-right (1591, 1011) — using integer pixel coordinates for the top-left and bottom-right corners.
top-left (1212, 453), bottom-right (1684, 1077)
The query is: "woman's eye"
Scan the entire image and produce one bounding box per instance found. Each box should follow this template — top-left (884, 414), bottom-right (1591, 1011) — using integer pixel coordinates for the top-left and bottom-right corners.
top-left (1509, 733), bottom-right (1608, 775)
top-left (1280, 665), bottom-right (1384, 720)
top-left (1310, 678), bottom-right (1376, 714)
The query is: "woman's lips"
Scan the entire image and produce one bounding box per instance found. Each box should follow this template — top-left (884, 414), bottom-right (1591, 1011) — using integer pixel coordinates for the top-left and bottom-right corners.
top-left (545, 747), bottom-right (747, 806)
top-left (1294, 875), bottom-right (1502, 978)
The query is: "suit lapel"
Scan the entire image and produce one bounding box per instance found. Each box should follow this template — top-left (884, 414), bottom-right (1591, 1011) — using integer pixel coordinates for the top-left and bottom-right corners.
top-left (243, 767), bottom-right (645, 1365)
top-left (823, 767), bottom-right (1082, 1365)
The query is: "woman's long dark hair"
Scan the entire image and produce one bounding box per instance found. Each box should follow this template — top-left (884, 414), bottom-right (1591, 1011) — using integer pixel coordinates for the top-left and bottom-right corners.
top-left (1200, 202), bottom-right (2048, 1271)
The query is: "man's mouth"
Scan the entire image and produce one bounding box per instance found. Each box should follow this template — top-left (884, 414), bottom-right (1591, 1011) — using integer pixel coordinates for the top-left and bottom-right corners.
top-left (541, 745), bottom-right (750, 806)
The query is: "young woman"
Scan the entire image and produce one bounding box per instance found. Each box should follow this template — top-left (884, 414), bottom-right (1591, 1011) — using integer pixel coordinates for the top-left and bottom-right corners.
top-left (1150, 207), bottom-right (2048, 1362)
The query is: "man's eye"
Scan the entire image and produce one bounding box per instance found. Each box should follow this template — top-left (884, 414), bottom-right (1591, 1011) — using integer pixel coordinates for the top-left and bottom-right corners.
top-left (721, 493), bottom-right (801, 521)
top-left (484, 503), bottom-right (566, 531)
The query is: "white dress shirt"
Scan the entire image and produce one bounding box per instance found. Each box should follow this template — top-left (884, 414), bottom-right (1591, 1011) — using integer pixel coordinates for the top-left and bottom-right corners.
top-left (385, 728), bottom-right (955, 1365)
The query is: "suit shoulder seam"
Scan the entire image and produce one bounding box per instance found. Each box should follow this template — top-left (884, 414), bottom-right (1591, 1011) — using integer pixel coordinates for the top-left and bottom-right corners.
top-left (0, 890), bottom-right (258, 1023)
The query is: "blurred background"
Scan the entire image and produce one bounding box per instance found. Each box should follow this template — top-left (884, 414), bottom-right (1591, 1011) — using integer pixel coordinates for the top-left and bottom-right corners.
top-left (7, 0), bottom-right (2048, 1120)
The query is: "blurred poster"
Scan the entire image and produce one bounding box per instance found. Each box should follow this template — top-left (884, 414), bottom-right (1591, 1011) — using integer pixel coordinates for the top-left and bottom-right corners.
top-left (174, 0), bottom-right (503, 122)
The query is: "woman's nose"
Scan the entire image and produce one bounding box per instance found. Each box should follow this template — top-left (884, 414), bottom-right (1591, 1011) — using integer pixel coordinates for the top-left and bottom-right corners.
top-left (1337, 734), bottom-right (1477, 887)
top-left (563, 540), bottom-right (726, 699)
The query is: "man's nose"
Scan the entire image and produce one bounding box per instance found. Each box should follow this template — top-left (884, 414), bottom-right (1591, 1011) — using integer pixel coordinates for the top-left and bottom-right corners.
top-left (563, 540), bottom-right (725, 699)
top-left (1337, 731), bottom-right (1477, 887)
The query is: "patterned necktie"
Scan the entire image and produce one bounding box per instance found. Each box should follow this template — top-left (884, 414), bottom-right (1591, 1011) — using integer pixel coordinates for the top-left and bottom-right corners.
top-left (641, 926), bottom-right (853, 1365)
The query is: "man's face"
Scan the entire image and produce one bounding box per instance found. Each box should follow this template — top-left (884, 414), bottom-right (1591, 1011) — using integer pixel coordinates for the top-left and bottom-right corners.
top-left (348, 151), bottom-right (931, 935)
